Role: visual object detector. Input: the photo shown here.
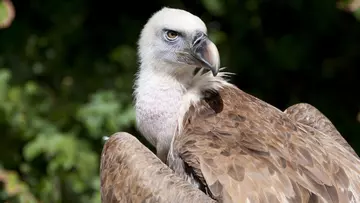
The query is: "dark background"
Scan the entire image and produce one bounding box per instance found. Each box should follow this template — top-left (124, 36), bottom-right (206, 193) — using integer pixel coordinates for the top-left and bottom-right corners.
top-left (0, 0), bottom-right (359, 202)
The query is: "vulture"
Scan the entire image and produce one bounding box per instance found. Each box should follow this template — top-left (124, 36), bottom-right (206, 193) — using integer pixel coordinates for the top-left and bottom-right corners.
top-left (101, 7), bottom-right (360, 203)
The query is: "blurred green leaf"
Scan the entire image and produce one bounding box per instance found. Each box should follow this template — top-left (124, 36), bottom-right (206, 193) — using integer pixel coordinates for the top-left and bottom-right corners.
top-left (208, 30), bottom-right (227, 45)
top-left (201, 0), bottom-right (224, 16)
top-left (0, 168), bottom-right (39, 203)
top-left (354, 8), bottom-right (360, 20)
top-left (110, 45), bottom-right (137, 70)
top-left (0, 69), bottom-right (10, 101)
top-left (77, 90), bottom-right (135, 138)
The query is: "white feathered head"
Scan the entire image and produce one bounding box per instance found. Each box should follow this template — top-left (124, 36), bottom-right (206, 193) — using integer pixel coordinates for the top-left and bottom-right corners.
top-left (137, 7), bottom-right (220, 76)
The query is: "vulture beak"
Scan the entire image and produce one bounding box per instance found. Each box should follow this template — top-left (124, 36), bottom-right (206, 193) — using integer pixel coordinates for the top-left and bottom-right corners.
top-left (191, 32), bottom-right (220, 76)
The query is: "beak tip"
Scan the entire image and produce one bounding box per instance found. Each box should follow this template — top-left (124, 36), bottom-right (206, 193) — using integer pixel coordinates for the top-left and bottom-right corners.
top-left (207, 42), bottom-right (220, 77)
top-left (211, 68), bottom-right (219, 77)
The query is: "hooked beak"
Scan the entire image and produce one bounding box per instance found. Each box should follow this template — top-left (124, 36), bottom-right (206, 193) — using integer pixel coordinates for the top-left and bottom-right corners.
top-left (191, 32), bottom-right (220, 76)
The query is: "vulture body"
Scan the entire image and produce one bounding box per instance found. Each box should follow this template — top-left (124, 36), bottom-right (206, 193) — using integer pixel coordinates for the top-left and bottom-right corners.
top-left (100, 104), bottom-right (356, 203)
top-left (169, 86), bottom-right (360, 203)
top-left (130, 7), bottom-right (360, 203)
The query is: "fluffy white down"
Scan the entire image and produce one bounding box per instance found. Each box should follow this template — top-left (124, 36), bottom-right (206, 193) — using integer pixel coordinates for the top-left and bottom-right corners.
top-left (134, 65), bottom-right (232, 161)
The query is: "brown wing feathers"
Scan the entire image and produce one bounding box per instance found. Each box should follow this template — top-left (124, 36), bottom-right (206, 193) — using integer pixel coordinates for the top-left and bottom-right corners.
top-left (100, 132), bottom-right (216, 203)
top-left (284, 103), bottom-right (358, 157)
top-left (174, 86), bottom-right (360, 203)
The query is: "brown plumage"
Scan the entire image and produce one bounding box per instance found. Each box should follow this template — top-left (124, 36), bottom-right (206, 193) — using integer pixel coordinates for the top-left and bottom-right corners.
top-left (284, 103), bottom-right (358, 157)
top-left (99, 100), bottom-right (358, 203)
top-left (170, 85), bottom-right (360, 203)
top-left (100, 132), bottom-right (216, 203)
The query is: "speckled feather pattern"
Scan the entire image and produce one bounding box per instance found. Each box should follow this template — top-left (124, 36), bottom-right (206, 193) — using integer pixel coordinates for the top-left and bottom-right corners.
top-left (171, 86), bottom-right (360, 203)
top-left (100, 132), bottom-right (216, 203)
top-left (284, 103), bottom-right (358, 158)
top-left (99, 94), bottom-right (359, 203)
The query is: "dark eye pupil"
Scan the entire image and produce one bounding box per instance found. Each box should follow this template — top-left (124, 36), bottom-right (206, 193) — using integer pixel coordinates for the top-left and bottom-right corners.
top-left (168, 31), bottom-right (177, 38)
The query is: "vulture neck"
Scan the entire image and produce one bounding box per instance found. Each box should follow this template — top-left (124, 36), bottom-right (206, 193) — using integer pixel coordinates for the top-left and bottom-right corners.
top-left (134, 63), bottom-right (230, 162)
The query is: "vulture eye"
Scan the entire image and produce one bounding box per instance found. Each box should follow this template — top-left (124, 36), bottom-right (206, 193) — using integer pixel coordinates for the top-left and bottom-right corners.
top-left (165, 30), bottom-right (179, 41)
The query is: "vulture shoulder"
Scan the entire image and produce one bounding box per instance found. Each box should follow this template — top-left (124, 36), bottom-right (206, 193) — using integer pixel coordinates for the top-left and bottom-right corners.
top-left (170, 85), bottom-right (360, 203)
top-left (100, 132), bottom-right (216, 203)
top-left (284, 103), bottom-right (358, 157)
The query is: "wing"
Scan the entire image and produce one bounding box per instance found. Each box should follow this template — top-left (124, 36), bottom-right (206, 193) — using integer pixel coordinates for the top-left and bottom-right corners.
top-left (284, 103), bottom-right (358, 157)
top-left (171, 85), bottom-right (360, 203)
top-left (100, 132), bottom-right (216, 203)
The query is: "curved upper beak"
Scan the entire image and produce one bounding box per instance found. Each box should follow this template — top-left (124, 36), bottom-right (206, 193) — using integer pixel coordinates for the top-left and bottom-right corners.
top-left (191, 32), bottom-right (220, 76)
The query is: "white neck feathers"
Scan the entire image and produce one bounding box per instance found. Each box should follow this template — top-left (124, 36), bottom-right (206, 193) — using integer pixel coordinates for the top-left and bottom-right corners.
top-left (134, 63), bottom-right (233, 160)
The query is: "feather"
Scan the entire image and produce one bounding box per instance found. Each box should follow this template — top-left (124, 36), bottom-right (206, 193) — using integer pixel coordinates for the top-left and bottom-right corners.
top-left (170, 86), bottom-right (360, 203)
top-left (284, 103), bottom-right (358, 157)
top-left (100, 132), bottom-right (216, 203)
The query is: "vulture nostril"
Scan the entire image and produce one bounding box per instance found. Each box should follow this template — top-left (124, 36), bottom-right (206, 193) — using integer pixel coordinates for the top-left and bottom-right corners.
top-left (193, 38), bottom-right (202, 46)
top-left (193, 39), bottom-right (201, 46)
top-left (193, 32), bottom-right (205, 46)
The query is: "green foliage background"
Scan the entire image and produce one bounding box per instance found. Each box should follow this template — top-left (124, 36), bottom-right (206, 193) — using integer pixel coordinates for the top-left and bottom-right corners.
top-left (0, 0), bottom-right (359, 202)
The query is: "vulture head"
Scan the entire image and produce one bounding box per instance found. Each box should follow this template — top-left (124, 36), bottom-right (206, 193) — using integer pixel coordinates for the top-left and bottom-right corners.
top-left (137, 7), bottom-right (220, 77)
